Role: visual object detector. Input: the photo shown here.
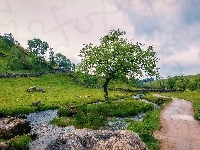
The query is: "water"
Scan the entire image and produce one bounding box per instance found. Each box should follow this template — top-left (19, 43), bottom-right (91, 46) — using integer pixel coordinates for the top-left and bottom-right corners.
top-left (26, 109), bottom-right (58, 127)
top-left (103, 96), bottom-right (160, 130)
top-left (26, 109), bottom-right (75, 149)
top-left (104, 112), bottom-right (146, 130)
top-left (139, 99), bottom-right (160, 109)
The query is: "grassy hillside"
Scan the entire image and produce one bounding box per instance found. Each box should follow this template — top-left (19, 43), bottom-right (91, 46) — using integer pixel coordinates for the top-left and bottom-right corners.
top-left (0, 36), bottom-right (55, 73)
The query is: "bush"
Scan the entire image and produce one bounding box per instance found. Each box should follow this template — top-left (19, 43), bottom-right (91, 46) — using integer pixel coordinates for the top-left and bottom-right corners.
top-left (58, 107), bottom-right (70, 116)
top-left (74, 111), bottom-right (105, 129)
top-left (9, 135), bottom-right (31, 150)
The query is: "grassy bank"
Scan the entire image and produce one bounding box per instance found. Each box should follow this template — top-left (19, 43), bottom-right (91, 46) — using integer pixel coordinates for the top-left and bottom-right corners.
top-left (160, 91), bottom-right (200, 120)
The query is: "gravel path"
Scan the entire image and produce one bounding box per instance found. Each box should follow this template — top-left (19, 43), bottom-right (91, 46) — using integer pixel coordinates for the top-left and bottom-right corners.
top-left (153, 96), bottom-right (200, 150)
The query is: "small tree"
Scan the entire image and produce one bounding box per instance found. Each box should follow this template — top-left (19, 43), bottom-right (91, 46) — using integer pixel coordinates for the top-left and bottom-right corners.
top-left (166, 76), bottom-right (175, 90)
top-left (55, 53), bottom-right (72, 71)
top-left (78, 29), bottom-right (159, 100)
top-left (27, 38), bottom-right (49, 58)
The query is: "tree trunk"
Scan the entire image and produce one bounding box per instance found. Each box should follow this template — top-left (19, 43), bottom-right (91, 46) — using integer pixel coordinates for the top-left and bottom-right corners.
top-left (102, 77), bottom-right (111, 101)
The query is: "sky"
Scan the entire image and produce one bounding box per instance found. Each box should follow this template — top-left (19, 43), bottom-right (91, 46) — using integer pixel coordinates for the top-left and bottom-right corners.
top-left (0, 0), bottom-right (200, 78)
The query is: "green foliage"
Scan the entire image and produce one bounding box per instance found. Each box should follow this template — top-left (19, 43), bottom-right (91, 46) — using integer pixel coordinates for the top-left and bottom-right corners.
top-left (166, 76), bottom-right (177, 90)
top-left (144, 94), bottom-right (171, 105)
top-left (78, 29), bottom-right (159, 100)
top-left (27, 38), bottom-right (49, 57)
top-left (51, 98), bottom-right (154, 129)
top-left (0, 33), bottom-right (77, 72)
top-left (74, 111), bottom-right (106, 129)
top-left (9, 135), bottom-right (31, 150)
top-left (55, 53), bottom-right (74, 71)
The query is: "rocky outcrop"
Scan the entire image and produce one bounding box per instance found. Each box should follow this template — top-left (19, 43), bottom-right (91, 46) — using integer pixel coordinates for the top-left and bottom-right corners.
top-left (46, 129), bottom-right (147, 150)
top-left (0, 117), bottom-right (31, 140)
top-left (30, 123), bottom-right (147, 150)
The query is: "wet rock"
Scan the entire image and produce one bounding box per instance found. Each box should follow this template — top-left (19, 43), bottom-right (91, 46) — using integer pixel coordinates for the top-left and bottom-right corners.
top-left (46, 129), bottom-right (147, 150)
top-left (0, 117), bottom-right (31, 140)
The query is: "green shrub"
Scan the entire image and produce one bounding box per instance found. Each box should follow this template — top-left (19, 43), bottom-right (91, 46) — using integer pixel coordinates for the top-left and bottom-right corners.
top-left (58, 107), bottom-right (70, 116)
top-left (9, 135), bottom-right (31, 150)
top-left (74, 111), bottom-right (105, 129)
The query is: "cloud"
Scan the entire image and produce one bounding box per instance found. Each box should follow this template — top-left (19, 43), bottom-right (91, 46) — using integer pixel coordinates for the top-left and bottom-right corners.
top-left (0, 0), bottom-right (200, 77)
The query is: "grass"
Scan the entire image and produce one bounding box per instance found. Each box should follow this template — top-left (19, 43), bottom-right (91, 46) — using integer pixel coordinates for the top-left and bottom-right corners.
top-left (9, 135), bottom-right (31, 150)
top-left (0, 73), bottom-right (129, 116)
top-left (160, 91), bottom-right (200, 120)
top-left (51, 99), bottom-right (154, 129)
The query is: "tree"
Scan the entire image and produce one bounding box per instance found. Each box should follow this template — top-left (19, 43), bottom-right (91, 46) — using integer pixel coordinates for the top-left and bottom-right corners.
top-left (55, 53), bottom-right (72, 71)
top-left (48, 47), bottom-right (56, 67)
top-left (175, 74), bottom-right (189, 91)
top-left (166, 76), bottom-right (178, 90)
top-left (1, 33), bottom-right (15, 47)
top-left (78, 29), bottom-right (159, 100)
top-left (27, 38), bottom-right (49, 58)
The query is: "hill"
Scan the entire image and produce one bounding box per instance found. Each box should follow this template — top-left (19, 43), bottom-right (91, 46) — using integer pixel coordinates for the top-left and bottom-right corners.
top-left (0, 33), bottom-right (75, 73)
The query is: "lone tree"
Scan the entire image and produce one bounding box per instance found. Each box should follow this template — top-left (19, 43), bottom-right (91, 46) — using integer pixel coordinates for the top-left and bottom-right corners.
top-left (78, 29), bottom-right (159, 100)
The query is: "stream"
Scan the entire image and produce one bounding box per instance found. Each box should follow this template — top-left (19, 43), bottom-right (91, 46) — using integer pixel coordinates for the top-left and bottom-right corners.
top-left (26, 97), bottom-right (159, 149)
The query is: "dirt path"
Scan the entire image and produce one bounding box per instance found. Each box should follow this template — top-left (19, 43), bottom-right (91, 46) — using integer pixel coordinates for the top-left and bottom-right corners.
top-left (153, 94), bottom-right (200, 150)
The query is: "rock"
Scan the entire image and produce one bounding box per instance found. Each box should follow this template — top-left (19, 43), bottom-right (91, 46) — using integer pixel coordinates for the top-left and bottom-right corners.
top-left (0, 142), bottom-right (9, 150)
top-left (27, 86), bottom-right (36, 92)
top-left (46, 129), bottom-right (147, 150)
top-left (0, 117), bottom-right (31, 140)
top-left (37, 88), bottom-right (46, 93)
top-left (67, 106), bottom-right (77, 117)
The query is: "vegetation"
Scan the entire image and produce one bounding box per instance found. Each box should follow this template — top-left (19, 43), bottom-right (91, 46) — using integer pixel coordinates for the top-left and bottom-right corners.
top-left (143, 74), bottom-right (200, 91)
top-left (78, 29), bottom-right (159, 100)
top-left (51, 98), bottom-right (154, 129)
top-left (9, 135), bottom-right (31, 150)
top-left (2, 31), bottom-right (199, 150)
top-left (0, 33), bottom-right (75, 73)
top-left (0, 73), bottom-right (132, 117)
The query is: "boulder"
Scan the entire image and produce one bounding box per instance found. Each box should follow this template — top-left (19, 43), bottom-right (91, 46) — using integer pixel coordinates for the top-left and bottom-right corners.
top-left (0, 142), bottom-right (9, 150)
top-left (46, 129), bottom-right (147, 150)
top-left (0, 117), bottom-right (31, 140)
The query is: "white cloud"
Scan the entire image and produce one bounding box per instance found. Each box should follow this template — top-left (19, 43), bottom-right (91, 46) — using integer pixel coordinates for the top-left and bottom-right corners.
top-left (0, 0), bottom-right (200, 76)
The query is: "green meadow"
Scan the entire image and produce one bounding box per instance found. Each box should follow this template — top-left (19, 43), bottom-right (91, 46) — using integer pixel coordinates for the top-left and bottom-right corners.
top-left (0, 73), bottom-right (172, 150)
